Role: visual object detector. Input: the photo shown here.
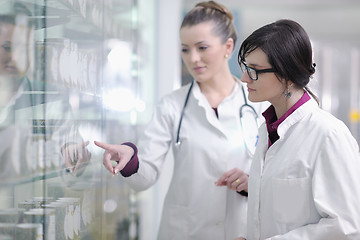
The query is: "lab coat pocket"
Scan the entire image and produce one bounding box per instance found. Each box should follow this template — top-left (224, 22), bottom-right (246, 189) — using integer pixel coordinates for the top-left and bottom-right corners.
top-left (272, 177), bottom-right (311, 224)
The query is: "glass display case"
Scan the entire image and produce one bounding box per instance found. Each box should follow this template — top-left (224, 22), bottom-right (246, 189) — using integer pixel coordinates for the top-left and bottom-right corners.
top-left (0, 0), bottom-right (147, 239)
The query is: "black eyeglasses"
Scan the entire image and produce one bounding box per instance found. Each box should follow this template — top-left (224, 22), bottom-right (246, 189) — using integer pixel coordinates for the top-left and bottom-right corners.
top-left (240, 60), bottom-right (275, 81)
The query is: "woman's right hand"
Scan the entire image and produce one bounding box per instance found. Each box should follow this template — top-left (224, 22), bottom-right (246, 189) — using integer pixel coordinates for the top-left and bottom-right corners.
top-left (94, 141), bottom-right (134, 175)
top-left (215, 168), bottom-right (248, 193)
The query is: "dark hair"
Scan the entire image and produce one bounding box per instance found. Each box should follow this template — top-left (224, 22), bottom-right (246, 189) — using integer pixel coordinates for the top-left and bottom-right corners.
top-left (238, 19), bottom-right (318, 102)
top-left (0, 15), bottom-right (16, 26)
top-left (0, 14), bottom-right (33, 30)
top-left (181, 1), bottom-right (237, 51)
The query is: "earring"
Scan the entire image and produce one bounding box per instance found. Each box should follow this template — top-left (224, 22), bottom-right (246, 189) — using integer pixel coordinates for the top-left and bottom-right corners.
top-left (284, 90), bottom-right (292, 99)
top-left (283, 83), bottom-right (293, 99)
top-left (224, 54), bottom-right (229, 59)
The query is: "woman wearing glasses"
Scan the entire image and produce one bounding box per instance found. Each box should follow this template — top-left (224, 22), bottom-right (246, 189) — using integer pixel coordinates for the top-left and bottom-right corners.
top-left (238, 19), bottom-right (360, 239)
top-left (94, 1), bottom-right (264, 239)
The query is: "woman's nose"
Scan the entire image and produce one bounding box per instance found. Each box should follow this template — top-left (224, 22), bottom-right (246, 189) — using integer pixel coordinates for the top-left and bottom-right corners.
top-left (190, 50), bottom-right (200, 63)
top-left (240, 71), bottom-right (252, 83)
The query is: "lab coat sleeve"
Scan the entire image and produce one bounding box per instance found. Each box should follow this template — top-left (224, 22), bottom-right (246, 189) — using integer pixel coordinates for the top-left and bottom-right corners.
top-left (269, 125), bottom-right (360, 240)
top-left (122, 94), bottom-right (177, 191)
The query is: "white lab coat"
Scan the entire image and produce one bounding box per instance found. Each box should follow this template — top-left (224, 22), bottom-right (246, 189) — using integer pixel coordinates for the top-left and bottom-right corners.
top-left (124, 80), bottom-right (264, 240)
top-left (247, 98), bottom-right (360, 240)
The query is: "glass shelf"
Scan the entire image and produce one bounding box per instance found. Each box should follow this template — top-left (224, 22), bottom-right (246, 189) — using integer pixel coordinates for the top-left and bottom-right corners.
top-left (0, 0), bottom-right (142, 239)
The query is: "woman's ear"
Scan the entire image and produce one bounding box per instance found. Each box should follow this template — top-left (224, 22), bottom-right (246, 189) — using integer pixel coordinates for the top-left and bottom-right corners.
top-left (287, 81), bottom-right (294, 88)
top-left (225, 38), bottom-right (234, 56)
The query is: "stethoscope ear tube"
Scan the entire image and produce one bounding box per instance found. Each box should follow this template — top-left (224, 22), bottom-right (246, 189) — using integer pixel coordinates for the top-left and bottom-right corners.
top-left (240, 85), bottom-right (259, 119)
top-left (176, 80), bottom-right (194, 145)
top-left (239, 84), bottom-right (260, 157)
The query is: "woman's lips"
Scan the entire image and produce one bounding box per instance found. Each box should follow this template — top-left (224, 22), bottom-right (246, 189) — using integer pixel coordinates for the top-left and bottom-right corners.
top-left (5, 65), bottom-right (18, 74)
top-left (247, 87), bottom-right (255, 92)
top-left (193, 66), bottom-right (205, 73)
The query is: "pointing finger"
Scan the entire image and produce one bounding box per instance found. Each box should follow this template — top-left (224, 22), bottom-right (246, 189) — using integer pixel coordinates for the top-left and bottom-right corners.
top-left (94, 141), bottom-right (117, 151)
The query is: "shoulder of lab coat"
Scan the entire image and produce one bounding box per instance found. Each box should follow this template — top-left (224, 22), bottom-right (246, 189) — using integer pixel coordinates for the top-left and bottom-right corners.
top-left (266, 100), bottom-right (360, 240)
top-left (310, 102), bottom-right (360, 238)
top-left (123, 83), bottom-right (192, 191)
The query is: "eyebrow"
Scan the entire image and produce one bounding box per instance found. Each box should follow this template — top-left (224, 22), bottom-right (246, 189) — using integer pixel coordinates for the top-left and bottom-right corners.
top-left (247, 62), bottom-right (270, 69)
top-left (1, 41), bottom-right (11, 46)
top-left (247, 63), bottom-right (262, 68)
top-left (181, 41), bottom-right (208, 47)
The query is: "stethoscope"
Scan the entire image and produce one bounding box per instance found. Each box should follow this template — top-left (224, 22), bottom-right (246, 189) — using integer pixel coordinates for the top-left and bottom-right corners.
top-left (175, 80), bottom-right (259, 157)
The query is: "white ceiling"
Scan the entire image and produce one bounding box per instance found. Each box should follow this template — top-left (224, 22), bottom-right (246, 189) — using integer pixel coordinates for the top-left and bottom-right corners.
top-left (182, 0), bottom-right (360, 45)
top-left (183, 0), bottom-right (360, 8)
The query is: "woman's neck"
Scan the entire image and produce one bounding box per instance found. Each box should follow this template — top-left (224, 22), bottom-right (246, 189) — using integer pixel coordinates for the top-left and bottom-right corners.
top-left (272, 89), bottom-right (305, 119)
top-left (198, 73), bottom-right (236, 108)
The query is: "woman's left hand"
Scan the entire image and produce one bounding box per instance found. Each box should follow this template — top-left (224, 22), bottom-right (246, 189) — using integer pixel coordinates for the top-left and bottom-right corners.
top-left (215, 168), bottom-right (248, 193)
